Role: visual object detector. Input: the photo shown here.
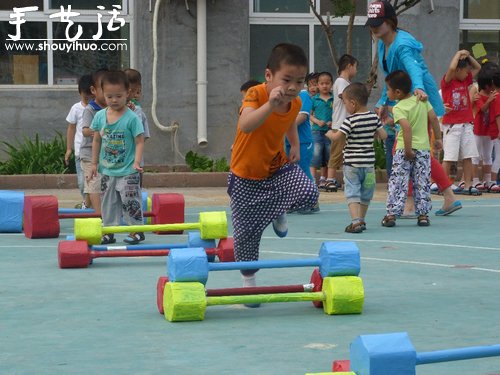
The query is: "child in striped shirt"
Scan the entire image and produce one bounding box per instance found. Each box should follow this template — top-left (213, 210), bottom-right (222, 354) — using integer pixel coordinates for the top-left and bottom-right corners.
top-left (326, 82), bottom-right (387, 233)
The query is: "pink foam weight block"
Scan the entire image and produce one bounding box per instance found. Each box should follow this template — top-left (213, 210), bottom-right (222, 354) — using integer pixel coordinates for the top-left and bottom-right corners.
top-left (58, 240), bottom-right (90, 268)
top-left (24, 195), bottom-right (60, 239)
top-left (152, 193), bottom-right (185, 234)
top-left (332, 360), bottom-right (350, 371)
top-left (156, 276), bottom-right (169, 314)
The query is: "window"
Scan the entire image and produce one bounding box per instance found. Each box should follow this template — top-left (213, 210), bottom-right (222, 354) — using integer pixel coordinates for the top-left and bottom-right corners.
top-left (250, 25), bottom-right (309, 81)
top-left (249, 1), bottom-right (371, 81)
top-left (463, 0), bottom-right (500, 19)
top-left (320, 0), bottom-right (368, 17)
top-left (0, 1), bottom-right (133, 86)
top-left (253, 0), bottom-right (309, 14)
top-left (460, 0), bottom-right (500, 64)
top-left (460, 30), bottom-right (500, 63)
top-left (0, 1), bottom-right (43, 10)
top-left (50, 0), bottom-right (124, 10)
top-left (314, 25), bottom-right (371, 82)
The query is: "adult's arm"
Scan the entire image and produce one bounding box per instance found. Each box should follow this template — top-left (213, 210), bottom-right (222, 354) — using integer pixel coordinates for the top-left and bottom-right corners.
top-left (398, 46), bottom-right (425, 91)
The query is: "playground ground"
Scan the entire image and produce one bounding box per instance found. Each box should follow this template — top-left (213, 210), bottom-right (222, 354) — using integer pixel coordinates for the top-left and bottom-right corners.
top-left (1, 186), bottom-right (500, 375)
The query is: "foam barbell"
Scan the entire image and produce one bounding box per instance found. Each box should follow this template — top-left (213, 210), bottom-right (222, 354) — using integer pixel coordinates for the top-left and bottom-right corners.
top-left (58, 233), bottom-right (235, 268)
top-left (22, 193), bottom-right (185, 239)
top-left (156, 272), bottom-right (322, 314)
top-left (167, 241), bottom-right (360, 285)
top-left (162, 276), bottom-right (364, 322)
top-left (74, 211), bottom-right (227, 245)
top-left (341, 332), bottom-right (500, 374)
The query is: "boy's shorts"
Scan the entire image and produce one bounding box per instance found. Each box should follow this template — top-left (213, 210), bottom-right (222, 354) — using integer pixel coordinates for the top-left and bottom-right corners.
top-left (80, 159), bottom-right (101, 194)
top-left (442, 123), bottom-right (478, 162)
top-left (343, 165), bottom-right (376, 205)
top-left (327, 130), bottom-right (343, 169)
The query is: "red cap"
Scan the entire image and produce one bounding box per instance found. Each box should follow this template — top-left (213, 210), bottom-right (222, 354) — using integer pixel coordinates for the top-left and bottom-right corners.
top-left (365, 1), bottom-right (396, 27)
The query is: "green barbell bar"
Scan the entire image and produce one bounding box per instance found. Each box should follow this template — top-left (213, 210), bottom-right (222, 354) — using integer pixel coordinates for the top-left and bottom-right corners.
top-left (163, 276), bottom-right (364, 322)
top-left (74, 211), bottom-right (227, 245)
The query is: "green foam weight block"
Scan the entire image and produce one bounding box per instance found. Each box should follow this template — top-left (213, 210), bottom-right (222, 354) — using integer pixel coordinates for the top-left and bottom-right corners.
top-left (322, 276), bottom-right (364, 315)
top-left (163, 282), bottom-right (207, 322)
top-left (199, 211), bottom-right (227, 239)
top-left (74, 218), bottom-right (102, 245)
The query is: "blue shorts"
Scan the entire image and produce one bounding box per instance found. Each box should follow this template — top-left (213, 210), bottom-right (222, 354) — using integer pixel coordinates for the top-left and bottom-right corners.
top-left (311, 131), bottom-right (331, 168)
top-left (343, 165), bottom-right (376, 205)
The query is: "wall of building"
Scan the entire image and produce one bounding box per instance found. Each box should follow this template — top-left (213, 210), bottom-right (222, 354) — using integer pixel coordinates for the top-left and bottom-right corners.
top-left (135, 0), bottom-right (249, 166)
top-left (0, 1), bottom-right (459, 166)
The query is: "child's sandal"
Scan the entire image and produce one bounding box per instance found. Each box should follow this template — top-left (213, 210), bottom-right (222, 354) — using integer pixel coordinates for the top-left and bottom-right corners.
top-left (417, 215), bottom-right (430, 227)
top-left (124, 232), bottom-right (145, 245)
top-left (101, 233), bottom-right (116, 245)
top-left (381, 215), bottom-right (396, 227)
top-left (345, 222), bottom-right (363, 233)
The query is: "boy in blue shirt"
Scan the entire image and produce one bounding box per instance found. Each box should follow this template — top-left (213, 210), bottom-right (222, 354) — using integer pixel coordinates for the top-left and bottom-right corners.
top-left (90, 71), bottom-right (145, 245)
top-left (310, 71), bottom-right (334, 189)
top-left (286, 72), bottom-right (320, 213)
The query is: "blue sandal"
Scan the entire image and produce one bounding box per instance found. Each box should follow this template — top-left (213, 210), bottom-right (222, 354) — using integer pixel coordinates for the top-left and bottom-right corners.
top-left (435, 201), bottom-right (462, 216)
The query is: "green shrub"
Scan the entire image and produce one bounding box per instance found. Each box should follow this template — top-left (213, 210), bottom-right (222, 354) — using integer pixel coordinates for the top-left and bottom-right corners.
top-left (0, 132), bottom-right (75, 175)
top-left (185, 151), bottom-right (229, 172)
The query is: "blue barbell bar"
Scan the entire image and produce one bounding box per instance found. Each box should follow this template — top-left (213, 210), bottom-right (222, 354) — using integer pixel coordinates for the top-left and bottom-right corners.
top-left (416, 344), bottom-right (500, 365)
top-left (209, 258), bottom-right (320, 271)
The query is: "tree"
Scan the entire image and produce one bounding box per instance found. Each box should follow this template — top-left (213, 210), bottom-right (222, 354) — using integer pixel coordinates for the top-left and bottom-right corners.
top-left (308, 0), bottom-right (423, 90)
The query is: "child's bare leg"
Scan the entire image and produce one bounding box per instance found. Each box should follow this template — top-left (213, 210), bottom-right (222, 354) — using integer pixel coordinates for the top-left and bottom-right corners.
top-left (441, 186), bottom-right (457, 209)
top-left (310, 167), bottom-right (317, 183)
top-left (404, 195), bottom-right (415, 215)
top-left (327, 166), bottom-right (337, 180)
top-left (455, 160), bottom-right (463, 183)
top-left (348, 202), bottom-right (360, 221)
top-left (89, 193), bottom-right (101, 215)
top-left (442, 160), bottom-right (453, 181)
top-left (360, 203), bottom-right (369, 220)
top-left (84, 193), bottom-right (91, 208)
top-left (462, 158), bottom-right (473, 188)
top-left (321, 166), bottom-right (328, 180)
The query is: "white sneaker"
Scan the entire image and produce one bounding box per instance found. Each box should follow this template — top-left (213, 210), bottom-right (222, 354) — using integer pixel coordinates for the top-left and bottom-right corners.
top-left (272, 213), bottom-right (288, 238)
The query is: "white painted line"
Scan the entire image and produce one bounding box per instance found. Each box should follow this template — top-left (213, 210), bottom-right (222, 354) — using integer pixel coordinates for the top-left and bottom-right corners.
top-left (261, 250), bottom-right (500, 274)
top-left (261, 236), bottom-right (500, 252)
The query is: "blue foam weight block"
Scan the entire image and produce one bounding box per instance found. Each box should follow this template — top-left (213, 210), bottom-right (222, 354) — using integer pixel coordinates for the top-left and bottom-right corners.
top-left (319, 242), bottom-right (360, 277)
top-left (350, 332), bottom-right (416, 375)
top-left (187, 231), bottom-right (216, 249)
top-left (187, 231), bottom-right (217, 262)
top-left (167, 247), bottom-right (209, 284)
top-left (0, 190), bottom-right (24, 232)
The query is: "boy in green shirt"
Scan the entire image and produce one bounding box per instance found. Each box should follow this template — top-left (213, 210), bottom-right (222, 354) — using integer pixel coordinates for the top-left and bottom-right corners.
top-left (381, 70), bottom-right (442, 228)
top-left (90, 71), bottom-right (145, 244)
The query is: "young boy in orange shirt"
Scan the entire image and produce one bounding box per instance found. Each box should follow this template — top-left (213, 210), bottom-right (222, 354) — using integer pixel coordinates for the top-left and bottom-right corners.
top-left (229, 43), bottom-right (319, 298)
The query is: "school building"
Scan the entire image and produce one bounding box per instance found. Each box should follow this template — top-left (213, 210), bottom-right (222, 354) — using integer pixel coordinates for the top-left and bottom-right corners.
top-left (0, 0), bottom-right (499, 166)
